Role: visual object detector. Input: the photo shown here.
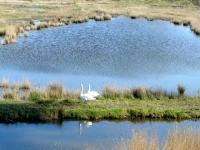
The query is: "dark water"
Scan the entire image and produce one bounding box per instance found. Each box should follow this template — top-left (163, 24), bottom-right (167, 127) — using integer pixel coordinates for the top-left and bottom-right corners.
top-left (0, 120), bottom-right (200, 150)
top-left (0, 17), bottom-right (200, 94)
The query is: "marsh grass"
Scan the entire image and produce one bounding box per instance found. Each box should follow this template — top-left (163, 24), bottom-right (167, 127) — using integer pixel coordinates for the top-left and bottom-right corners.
top-left (3, 89), bottom-right (17, 99)
top-left (2, 26), bottom-right (18, 45)
top-left (28, 89), bottom-right (46, 101)
top-left (24, 31), bottom-right (29, 37)
top-left (46, 82), bottom-right (63, 99)
top-left (0, 77), bottom-right (9, 88)
top-left (63, 90), bottom-right (80, 100)
top-left (20, 79), bottom-right (31, 90)
top-left (116, 127), bottom-right (200, 150)
top-left (178, 84), bottom-right (186, 96)
top-left (0, 28), bottom-right (6, 36)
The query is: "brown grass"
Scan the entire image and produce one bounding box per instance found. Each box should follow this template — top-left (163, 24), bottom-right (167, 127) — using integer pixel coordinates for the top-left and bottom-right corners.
top-left (2, 26), bottom-right (18, 45)
top-left (63, 90), bottom-right (80, 99)
top-left (103, 14), bottom-right (112, 20)
top-left (0, 77), bottom-right (9, 88)
top-left (3, 89), bottom-right (17, 99)
top-left (116, 127), bottom-right (200, 150)
top-left (178, 84), bottom-right (186, 96)
top-left (24, 31), bottom-right (29, 37)
top-left (46, 82), bottom-right (63, 99)
top-left (20, 79), bottom-right (31, 90)
top-left (0, 28), bottom-right (6, 36)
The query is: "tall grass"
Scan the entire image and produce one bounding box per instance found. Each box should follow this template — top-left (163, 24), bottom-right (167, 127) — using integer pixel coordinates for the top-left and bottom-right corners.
top-left (178, 84), bottom-right (186, 96)
top-left (2, 26), bottom-right (18, 45)
top-left (0, 77), bottom-right (9, 88)
top-left (46, 82), bottom-right (63, 99)
top-left (3, 89), bottom-right (17, 99)
top-left (20, 79), bottom-right (31, 90)
top-left (116, 127), bottom-right (200, 150)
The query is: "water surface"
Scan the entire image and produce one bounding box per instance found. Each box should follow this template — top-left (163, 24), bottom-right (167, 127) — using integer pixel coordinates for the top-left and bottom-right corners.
top-left (0, 119), bottom-right (200, 150)
top-left (0, 17), bottom-right (200, 94)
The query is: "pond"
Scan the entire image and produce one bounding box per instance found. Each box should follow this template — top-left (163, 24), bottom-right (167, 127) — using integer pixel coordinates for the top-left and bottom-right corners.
top-left (0, 17), bottom-right (200, 95)
top-left (0, 119), bottom-right (200, 150)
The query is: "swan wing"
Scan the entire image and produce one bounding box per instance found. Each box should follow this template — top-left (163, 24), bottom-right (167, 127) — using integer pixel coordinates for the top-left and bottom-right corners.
top-left (89, 91), bottom-right (100, 97)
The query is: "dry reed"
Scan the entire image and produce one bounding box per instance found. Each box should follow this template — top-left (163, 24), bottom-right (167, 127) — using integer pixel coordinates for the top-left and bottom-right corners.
top-left (2, 26), bottom-right (18, 45)
top-left (0, 28), bottom-right (5, 36)
top-left (0, 77), bottom-right (9, 88)
top-left (46, 82), bottom-right (63, 99)
top-left (116, 127), bottom-right (200, 150)
top-left (24, 31), bottom-right (29, 37)
top-left (20, 79), bottom-right (31, 90)
top-left (178, 84), bottom-right (186, 96)
top-left (3, 89), bottom-right (17, 99)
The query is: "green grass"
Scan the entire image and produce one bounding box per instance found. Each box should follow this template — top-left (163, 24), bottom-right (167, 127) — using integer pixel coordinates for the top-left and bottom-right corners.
top-left (0, 96), bottom-right (200, 122)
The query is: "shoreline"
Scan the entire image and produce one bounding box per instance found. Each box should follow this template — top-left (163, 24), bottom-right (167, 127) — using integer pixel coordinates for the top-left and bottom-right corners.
top-left (0, 0), bottom-right (200, 44)
top-left (0, 96), bottom-right (200, 123)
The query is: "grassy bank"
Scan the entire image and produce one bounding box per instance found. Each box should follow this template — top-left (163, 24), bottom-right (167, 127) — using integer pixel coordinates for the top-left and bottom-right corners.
top-left (1, 89), bottom-right (200, 122)
top-left (1, 79), bottom-right (200, 122)
top-left (0, 0), bottom-right (200, 44)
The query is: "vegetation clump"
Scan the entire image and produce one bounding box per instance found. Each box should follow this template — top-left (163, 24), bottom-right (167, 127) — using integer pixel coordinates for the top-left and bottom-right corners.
top-left (178, 84), bottom-right (186, 96)
top-left (46, 82), bottom-right (63, 99)
top-left (20, 79), bottom-right (31, 90)
top-left (0, 77), bottom-right (9, 88)
top-left (3, 90), bottom-right (16, 99)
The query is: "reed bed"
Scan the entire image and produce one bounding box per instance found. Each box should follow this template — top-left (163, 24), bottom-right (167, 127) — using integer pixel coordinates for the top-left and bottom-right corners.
top-left (0, 77), bottom-right (9, 88)
top-left (20, 79), bottom-right (31, 90)
top-left (3, 89), bottom-right (17, 99)
top-left (116, 127), bottom-right (200, 150)
top-left (2, 26), bottom-right (18, 45)
top-left (46, 82), bottom-right (63, 99)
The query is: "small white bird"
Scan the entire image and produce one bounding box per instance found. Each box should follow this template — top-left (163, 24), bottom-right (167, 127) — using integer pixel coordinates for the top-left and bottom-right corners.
top-left (88, 84), bottom-right (100, 98)
top-left (80, 84), bottom-right (95, 102)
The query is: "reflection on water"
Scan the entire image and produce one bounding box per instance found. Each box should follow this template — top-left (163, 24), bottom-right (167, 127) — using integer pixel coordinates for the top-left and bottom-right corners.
top-left (0, 17), bottom-right (200, 94)
top-left (79, 121), bottom-right (93, 136)
top-left (0, 119), bottom-right (200, 150)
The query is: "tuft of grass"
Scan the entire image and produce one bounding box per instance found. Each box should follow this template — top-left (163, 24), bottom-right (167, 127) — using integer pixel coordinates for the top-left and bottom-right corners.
top-left (132, 87), bottom-right (146, 99)
top-left (102, 84), bottom-right (123, 99)
top-left (0, 77), bottom-right (9, 88)
top-left (63, 90), bottom-right (80, 100)
top-left (94, 16), bottom-right (104, 21)
top-left (46, 82), bottom-right (63, 99)
top-left (2, 26), bottom-right (18, 45)
top-left (25, 26), bottom-right (30, 31)
top-left (178, 84), bottom-right (186, 96)
top-left (20, 79), bottom-right (31, 90)
top-left (3, 89), bottom-right (17, 99)
top-left (24, 31), bottom-right (29, 37)
top-left (103, 14), bottom-right (112, 20)
top-left (116, 127), bottom-right (200, 150)
top-left (0, 28), bottom-right (6, 36)
top-left (28, 89), bottom-right (46, 101)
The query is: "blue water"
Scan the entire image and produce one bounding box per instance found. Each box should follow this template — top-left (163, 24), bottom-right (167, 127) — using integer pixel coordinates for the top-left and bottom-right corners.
top-left (0, 17), bottom-right (200, 95)
top-left (0, 120), bottom-right (199, 150)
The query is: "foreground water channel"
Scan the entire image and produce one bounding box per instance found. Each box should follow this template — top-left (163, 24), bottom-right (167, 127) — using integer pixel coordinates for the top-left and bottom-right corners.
top-left (0, 119), bottom-right (200, 150)
top-left (0, 17), bottom-right (200, 95)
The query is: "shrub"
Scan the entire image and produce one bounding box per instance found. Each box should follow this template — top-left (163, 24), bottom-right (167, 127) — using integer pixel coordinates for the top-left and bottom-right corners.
top-left (133, 87), bottom-right (146, 99)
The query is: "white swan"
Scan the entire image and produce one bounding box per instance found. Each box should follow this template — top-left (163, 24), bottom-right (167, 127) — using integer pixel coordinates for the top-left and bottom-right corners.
top-left (80, 84), bottom-right (95, 101)
top-left (88, 84), bottom-right (100, 98)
